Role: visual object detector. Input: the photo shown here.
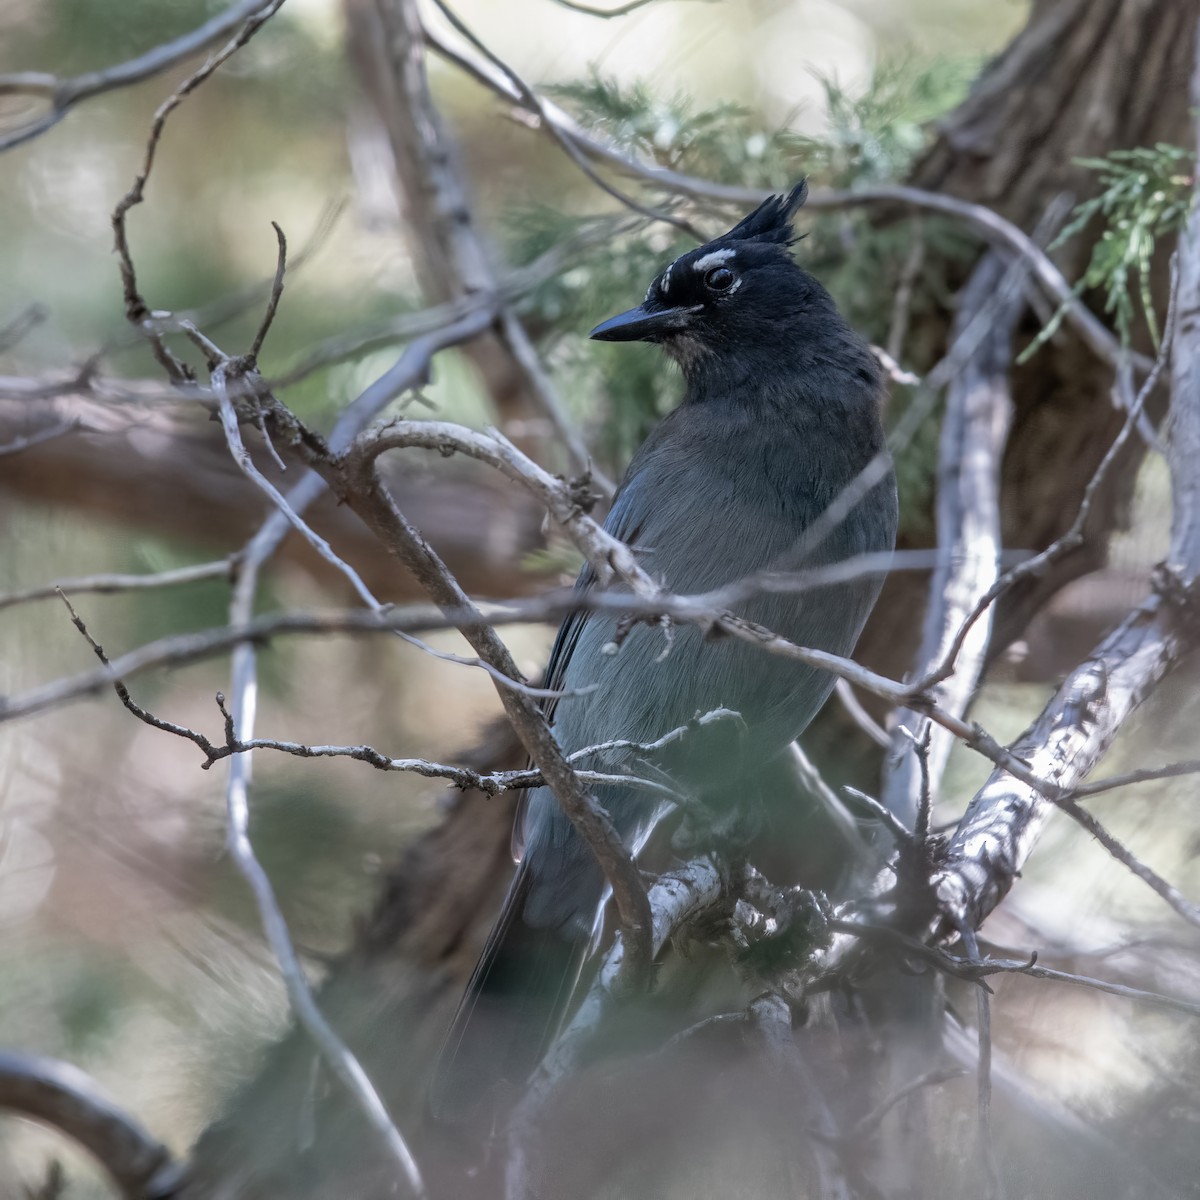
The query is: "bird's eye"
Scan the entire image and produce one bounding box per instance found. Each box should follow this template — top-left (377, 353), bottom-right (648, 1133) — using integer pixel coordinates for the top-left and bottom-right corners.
top-left (704, 266), bottom-right (735, 292)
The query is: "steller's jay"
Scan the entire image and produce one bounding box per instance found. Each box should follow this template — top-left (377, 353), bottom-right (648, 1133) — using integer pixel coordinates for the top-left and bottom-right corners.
top-left (429, 182), bottom-right (898, 1122)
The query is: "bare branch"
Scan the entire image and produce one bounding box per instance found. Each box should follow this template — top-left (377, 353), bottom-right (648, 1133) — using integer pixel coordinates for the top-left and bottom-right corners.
top-left (843, 787), bottom-right (915, 849)
top-left (0, 0), bottom-right (273, 152)
top-left (0, 558), bottom-right (235, 614)
top-left (833, 678), bottom-right (891, 749)
top-left (58, 619), bottom-right (722, 804)
top-left (351, 0), bottom-right (610, 488)
top-left (104, 236), bottom-right (449, 1192)
top-left (1052, 793), bottom-right (1200, 927)
top-left (267, 229), bottom-right (603, 390)
top-left (330, 438), bottom-right (656, 990)
top-left (944, 950), bottom-right (1200, 1020)
top-left (0, 417), bottom-right (79, 459)
top-left (426, 0), bottom-right (701, 239)
top-left (934, 609), bottom-right (1191, 936)
top-left (110, 0), bottom-right (287, 380)
top-left (248, 222), bottom-right (288, 362)
top-left (919, 255), bottom-right (1181, 692)
top-left (958, 924), bottom-right (1000, 1199)
top-left (0, 1051), bottom-right (183, 1199)
top-left (849, 920), bottom-right (1200, 1021)
top-left (214, 370), bottom-right (376, 611)
top-left (551, 0), bottom-right (685, 14)
top-left (212, 439), bottom-right (428, 1195)
top-left (58, 588), bottom-right (223, 761)
top-left (0, 303), bottom-right (48, 353)
top-left (497, 309), bottom-right (616, 496)
top-left (354, 417), bottom-right (658, 597)
top-left (835, 1067), bottom-right (967, 1145)
top-left (886, 218), bottom-right (925, 365)
top-left (882, 251), bottom-right (1023, 827)
top-left (428, 26), bottom-right (1146, 378)
top-left (1069, 758), bottom-right (1200, 798)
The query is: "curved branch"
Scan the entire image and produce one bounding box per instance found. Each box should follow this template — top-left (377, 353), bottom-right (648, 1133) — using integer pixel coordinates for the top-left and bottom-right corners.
top-left (426, 25), bottom-right (1146, 376)
top-left (0, 0), bottom-right (273, 152)
top-left (0, 1051), bottom-right (183, 1199)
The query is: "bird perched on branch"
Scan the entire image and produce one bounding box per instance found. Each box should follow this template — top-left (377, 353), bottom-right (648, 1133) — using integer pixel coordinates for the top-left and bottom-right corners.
top-left (429, 182), bottom-right (897, 1122)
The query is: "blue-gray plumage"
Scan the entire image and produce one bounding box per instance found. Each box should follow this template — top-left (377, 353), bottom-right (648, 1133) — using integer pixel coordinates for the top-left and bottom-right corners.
top-left (429, 182), bottom-right (897, 1121)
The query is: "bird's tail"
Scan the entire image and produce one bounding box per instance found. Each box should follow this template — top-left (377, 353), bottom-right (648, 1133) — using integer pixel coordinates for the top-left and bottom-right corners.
top-left (425, 861), bottom-right (591, 1126)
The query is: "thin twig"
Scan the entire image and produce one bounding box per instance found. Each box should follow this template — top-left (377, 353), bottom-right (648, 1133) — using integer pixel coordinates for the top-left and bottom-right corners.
top-left (941, 950), bottom-right (1200, 1020)
top-left (832, 919), bottom-right (1200, 1021)
top-left (0, 558), bottom-right (236, 614)
top-left (0, 0), bottom-right (272, 152)
top-left (57, 589), bottom-right (223, 761)
top-left (54, 619), bottom-right (719, 803)
top-left (0, 584), bottom-right (1041, 799)
top-left (249, 222), bottom-right (288, 362)
top-left (1069, 758), bottom-right (1200, 798)
top-left (958, 924), bottom-right (1001, 1200)
top-left (0, 418), bottom-right (79, 458)
top-left (426, 0), bottom-right (701, 239)
top-left (551, 0), bottom-right (680, 14)
top-left (833, 678), bottom-right (891, 749)
top-left (0, 304), bottom-right (48, 352)
top-left (843, 787), bottom-right (914, 848)
top-left (110, 0), bottom-right (287, 380)
top-left (1052, 793), bottom-right (1200, 927)
top-left (837, 1067), bottom-right (966, 1144)
top-left (497, 309), bottom-right (616, 496)
top-left (428, 25), bottom-right (1145, 378)
top-left (267, 228), bottom-right (598, 390)
top-left (886, 218), bottom-right (925, 365)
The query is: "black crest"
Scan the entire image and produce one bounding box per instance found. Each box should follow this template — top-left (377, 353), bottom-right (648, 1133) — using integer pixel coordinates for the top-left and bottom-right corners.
top-left (715, 180), bottom-right (808, 248)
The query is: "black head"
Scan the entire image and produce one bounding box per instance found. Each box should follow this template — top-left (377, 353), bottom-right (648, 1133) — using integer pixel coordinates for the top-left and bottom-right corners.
top-left (589, 182), bottom-right (840, 371)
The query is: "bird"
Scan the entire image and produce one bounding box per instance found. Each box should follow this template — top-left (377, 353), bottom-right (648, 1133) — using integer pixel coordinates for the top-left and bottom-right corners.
top-left (428, 181), bottom-right (898, 1124)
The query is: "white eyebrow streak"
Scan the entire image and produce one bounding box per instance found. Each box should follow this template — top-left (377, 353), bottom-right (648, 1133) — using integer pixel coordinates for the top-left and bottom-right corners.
top-left (692, 248), bottom-right (737, 273)
top-left (660, 263), bottom-right (673, 294)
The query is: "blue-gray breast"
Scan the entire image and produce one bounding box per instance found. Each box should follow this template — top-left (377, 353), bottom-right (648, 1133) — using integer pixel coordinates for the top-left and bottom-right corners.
top-left (428, 181), bottom-right (898, 1123)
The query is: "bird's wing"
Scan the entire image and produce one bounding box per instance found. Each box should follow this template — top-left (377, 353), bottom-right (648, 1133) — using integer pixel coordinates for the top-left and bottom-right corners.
top-left (510, 479), bottom-right (649, 863)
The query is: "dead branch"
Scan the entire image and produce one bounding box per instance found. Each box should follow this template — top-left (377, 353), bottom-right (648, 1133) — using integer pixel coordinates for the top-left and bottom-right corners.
top-left (109, 0), bottom-right (287, 382)
top-left (0, 303), bottom-right (47, 352)
top-left (328, 433), bottom-right (656, 989)
top-left (426, 0), bottom-right (699, 239)
top-left (919, 258), bottom-right (1181, 692)
top-left (0, 418), bottom-right (79, 458)
top-left (347, 0), bottom-right (610, 489)
top-left (881, 251), bottom-right (1022, 828)
top-left (932, 65), bottom-right (1200, 934)
top-left (0, 1051), bottom-right (183, 1200)
top-left (0, 0), bottom-right (273, 152)
top-left (428, 24), bottom-right (1145, 377)
top-left (0, 559), bottom-right (237, 614)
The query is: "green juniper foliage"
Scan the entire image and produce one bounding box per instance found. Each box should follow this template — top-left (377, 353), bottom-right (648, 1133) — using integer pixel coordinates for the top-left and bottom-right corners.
top-left (1023, 144), bottom-right (1196, 358)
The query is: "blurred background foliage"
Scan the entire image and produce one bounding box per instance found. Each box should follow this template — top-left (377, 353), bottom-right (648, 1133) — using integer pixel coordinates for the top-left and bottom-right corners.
top-left (4, 0), bottom-right (1199, 1195)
